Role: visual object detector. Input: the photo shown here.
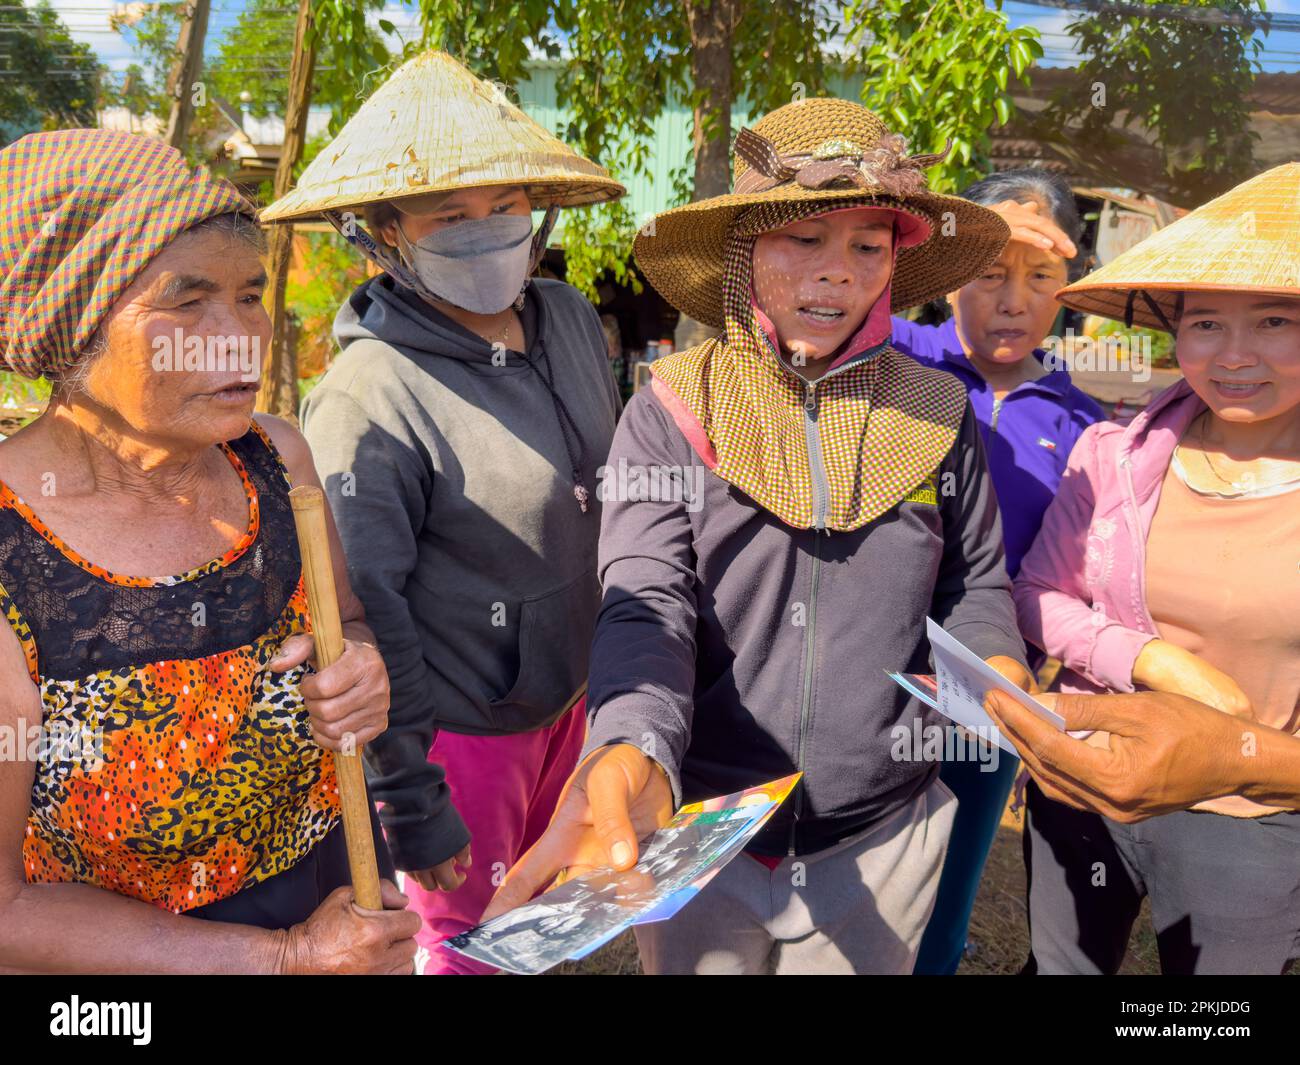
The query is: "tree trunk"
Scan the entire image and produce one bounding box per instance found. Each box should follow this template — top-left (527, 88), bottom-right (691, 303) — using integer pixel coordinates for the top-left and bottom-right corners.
top-left (685, 0), bottom-right (738, 202)
top-left (256, 0), bottom-right (317, 420)
top-left (164, 0), bottom-right (210, 150)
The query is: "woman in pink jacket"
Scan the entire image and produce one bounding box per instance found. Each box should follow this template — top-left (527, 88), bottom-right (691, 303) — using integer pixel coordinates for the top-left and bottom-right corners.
top-left (1013, 164), bottom-right (1300, 975)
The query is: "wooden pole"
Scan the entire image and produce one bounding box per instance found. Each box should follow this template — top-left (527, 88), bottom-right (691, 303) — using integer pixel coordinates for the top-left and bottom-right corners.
top-left (288, 485), bottom-right (384, 911)
top-left (684, 0), bottom-right (738, 202)
top-left (164, 0), bottom-right (211, 150)
top-left (257, 0), bottom-right (317, 420)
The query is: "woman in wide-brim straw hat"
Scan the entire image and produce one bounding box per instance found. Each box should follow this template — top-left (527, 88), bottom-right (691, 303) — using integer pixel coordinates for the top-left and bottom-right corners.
top-left (265, 50), bottom-right (626, 975)
top-left (1013, 163), bottom-right (1300, 975)
top-left (0, 129), bottom-right (419, 972)
top-left (486, 97), bottom-right (1037, 974)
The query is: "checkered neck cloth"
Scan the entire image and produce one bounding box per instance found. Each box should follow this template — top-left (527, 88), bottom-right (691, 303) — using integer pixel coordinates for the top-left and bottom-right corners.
top-left (0, 129), bottom-right (254, 378)
top-left (651, 199), bottom-right (967, 532)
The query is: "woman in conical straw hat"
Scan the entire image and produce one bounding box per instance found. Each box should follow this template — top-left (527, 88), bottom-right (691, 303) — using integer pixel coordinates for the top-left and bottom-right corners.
top-left (264, 50), bottom-right (625, 976)
top-left (1013, 163), bottom-right (1300, 975)
top-left (486, 97), bottom-right (1038, 974)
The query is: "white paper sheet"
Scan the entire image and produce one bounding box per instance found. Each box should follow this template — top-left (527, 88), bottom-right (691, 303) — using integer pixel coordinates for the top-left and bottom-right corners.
top-left (924, 617), bottom-right (1066, 755)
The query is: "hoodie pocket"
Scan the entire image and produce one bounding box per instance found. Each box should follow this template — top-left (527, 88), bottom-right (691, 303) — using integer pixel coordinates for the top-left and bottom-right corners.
top-left (487, 569), bottom-right (601, 732)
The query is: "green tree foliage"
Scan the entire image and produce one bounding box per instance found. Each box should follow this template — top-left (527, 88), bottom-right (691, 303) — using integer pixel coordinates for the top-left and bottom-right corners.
top-left (844, 0), bottom-right (1043, 194)
top-left (103, 1), bottom-right (179, 120)
top-left (1046, 0), bottom-right (1264, 205)
top-left (0, 1), bottom-right (102, 144)
top-left (413, 1), bottom-right (838, 297)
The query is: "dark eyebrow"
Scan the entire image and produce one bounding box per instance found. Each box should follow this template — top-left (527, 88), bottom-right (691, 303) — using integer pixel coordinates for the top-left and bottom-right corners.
top-left (438, 188), bottom-right (519, 211)
top-left (158, 275), bottom-right (220, 302)
top-left (245, 272), bottom-right (269, 289)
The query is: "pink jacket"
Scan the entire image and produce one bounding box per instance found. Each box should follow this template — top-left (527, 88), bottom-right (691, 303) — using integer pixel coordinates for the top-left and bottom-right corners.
top-left (1013, 378), bottom-right (1206, 694)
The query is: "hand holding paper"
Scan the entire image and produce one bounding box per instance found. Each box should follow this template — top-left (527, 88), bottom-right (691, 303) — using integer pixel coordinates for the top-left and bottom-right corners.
top-left (888, 619), bottom-right (1066, 756)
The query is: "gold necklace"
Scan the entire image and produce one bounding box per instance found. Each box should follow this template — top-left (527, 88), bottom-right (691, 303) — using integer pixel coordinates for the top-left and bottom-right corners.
top-left (1189, 412), bottom-right (1300, 495)
top-left (483, 310), bottom-right (519, 347)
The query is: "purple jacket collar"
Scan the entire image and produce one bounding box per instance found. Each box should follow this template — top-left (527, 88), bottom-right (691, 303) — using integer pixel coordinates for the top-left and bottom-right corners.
top-left (923, 317), bottom-right (1082, 403)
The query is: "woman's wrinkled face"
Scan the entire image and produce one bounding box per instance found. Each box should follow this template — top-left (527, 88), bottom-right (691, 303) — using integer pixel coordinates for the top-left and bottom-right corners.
top-left (751, 207), bottom-right (895, 364)
top-left (85, 226), bottom-right (270, 446)
top-left (951, 238), bottom-right (1068, 365)
top-left (380, 185), bottom-right (532, 245)
top-left (1176, 291), bottom-right (1300, 424)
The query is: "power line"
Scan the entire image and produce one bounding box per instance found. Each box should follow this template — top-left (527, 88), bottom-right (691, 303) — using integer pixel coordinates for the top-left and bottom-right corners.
top-left (1008, 0), bottom-right (1300, 33)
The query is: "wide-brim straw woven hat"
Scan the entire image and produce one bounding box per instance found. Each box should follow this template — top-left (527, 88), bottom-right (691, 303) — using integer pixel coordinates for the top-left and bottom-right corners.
top-left (261, 50), bottom-right (624, 223)
top-left (633, 97), bottom-right (1009, 329)
top-left (1057, 163), bottom-right (1300, 333)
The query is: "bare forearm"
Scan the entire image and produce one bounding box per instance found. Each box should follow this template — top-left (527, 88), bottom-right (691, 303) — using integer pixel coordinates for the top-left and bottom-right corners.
top-left (342, 618), bottom-right (378, 648)
top-left (1241, 727), bottom-right (1300, 809)
top-left (0, 881), bottom-right (286, 974)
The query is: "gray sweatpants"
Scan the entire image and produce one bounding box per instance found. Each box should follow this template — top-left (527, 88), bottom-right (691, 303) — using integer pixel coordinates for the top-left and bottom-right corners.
top-left (634, 776), bottom-right (957, 974)
top-left (1023, 779), bottom-right (1300, 975)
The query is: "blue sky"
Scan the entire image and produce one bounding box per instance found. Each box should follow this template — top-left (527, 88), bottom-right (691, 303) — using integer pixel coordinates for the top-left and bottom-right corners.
top-left (33, 0), bottom-right (1300, 78)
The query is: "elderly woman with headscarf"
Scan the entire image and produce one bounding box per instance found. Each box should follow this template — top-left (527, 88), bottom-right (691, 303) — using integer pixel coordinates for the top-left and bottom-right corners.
top-left (0, 130), bottom-right (418, 973)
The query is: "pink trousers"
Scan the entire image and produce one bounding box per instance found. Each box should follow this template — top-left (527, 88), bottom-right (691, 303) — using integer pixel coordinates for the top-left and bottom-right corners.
top-left (409, 699), bottom-right (587, 975)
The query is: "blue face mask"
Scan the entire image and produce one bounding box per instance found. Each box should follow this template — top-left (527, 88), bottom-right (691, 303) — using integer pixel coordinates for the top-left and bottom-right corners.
top-left (395, 213), bottom-right (535, 314)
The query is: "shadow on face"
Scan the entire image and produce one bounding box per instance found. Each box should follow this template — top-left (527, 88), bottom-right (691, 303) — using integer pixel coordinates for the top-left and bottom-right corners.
top-left (377, 185), bottom-right (532, 247)
top-left (1175, 291), bottom-right (1300, 424)
top-left (77, 226), bottom-right (271, 448)
top-left (750, 207), bottom-right (895, 365)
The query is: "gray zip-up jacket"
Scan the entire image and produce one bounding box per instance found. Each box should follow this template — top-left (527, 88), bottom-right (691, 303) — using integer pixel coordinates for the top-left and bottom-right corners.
top-left (301, 274), bottom-right (620, 871)
top-left (583, 379), bottom-right (1027, 857)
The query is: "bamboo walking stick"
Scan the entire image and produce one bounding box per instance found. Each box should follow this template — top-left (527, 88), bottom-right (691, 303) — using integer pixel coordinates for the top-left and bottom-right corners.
top-left (289, 485), bottom-right (383, 910)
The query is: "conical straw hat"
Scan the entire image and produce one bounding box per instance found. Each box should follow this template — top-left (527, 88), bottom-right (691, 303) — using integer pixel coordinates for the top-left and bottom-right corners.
top-left (1057, 163), bottom-right (1300, 333)
top-left (261, 50), bottom-right (624, 223)
top-left (632, 97), bottom-right (1010, 329)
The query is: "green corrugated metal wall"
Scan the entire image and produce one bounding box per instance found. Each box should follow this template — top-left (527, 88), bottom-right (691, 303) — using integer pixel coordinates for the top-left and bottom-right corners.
top-left (514, 60), bottom-right (866, 244)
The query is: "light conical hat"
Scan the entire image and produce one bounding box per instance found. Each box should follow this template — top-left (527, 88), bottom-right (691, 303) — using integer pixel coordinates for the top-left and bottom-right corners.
top-left (1057, 163), bottom-right (1300, 332)
top-left (261, 50), bottom-right (624, 223)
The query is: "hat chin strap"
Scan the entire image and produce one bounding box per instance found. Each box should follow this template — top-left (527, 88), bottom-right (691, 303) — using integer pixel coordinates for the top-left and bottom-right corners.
top-left (1123, 288), bottom-right (1182, 333)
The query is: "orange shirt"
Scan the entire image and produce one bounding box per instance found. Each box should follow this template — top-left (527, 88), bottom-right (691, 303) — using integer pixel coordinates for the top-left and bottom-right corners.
top-left (1145, 460), bottom-right (1300, 817)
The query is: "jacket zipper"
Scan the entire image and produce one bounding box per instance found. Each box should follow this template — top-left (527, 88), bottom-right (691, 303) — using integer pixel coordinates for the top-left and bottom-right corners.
top-left (990, 395), bottom-right (1004, 434)
top-left (789, 528), bottom-right (822, 855)
top-left (753, 340), bottom-right (875, 854)
top-left (1120, 456), bottom-right (1159, 636)
top-left (803, 380), bottom-right (828, 530)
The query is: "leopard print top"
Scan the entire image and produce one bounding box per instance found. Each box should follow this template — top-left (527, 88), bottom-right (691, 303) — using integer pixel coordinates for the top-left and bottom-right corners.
top-left (1, 421), bottom-right (341, 913)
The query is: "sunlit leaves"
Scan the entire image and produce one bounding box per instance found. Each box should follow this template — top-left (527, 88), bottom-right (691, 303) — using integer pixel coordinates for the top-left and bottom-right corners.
top-left (843, 0), bottom-right (1040, 194)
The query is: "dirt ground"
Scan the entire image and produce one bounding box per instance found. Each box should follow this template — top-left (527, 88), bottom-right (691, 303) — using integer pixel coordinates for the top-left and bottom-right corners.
top-left (558, 793), bottom-right (1297, 976)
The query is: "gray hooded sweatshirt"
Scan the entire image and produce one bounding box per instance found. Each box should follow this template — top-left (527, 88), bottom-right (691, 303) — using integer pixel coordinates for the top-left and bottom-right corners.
top-left (300, 274), bottom-right (620, 871)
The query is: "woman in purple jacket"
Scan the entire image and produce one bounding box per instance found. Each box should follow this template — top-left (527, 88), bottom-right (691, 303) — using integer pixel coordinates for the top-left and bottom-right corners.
top-left (894, 170), bottom-right (1104, 975)
top-left (486, 99), bottom-right (1035, 974)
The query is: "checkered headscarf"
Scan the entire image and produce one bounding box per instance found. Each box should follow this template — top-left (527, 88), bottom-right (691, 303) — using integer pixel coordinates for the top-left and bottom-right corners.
top-left (0, 129), bottom-right (255, 378)
top-left (651, 200), bottom-right (968, 532)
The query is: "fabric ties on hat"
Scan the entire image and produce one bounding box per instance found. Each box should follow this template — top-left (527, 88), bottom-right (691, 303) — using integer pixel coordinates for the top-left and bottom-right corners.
top-left (650, 200), bottom-right (967, 533)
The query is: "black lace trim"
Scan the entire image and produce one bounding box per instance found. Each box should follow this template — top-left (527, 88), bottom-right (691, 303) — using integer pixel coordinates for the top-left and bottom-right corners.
top-left (0, 427), bottom-right (301, 680)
